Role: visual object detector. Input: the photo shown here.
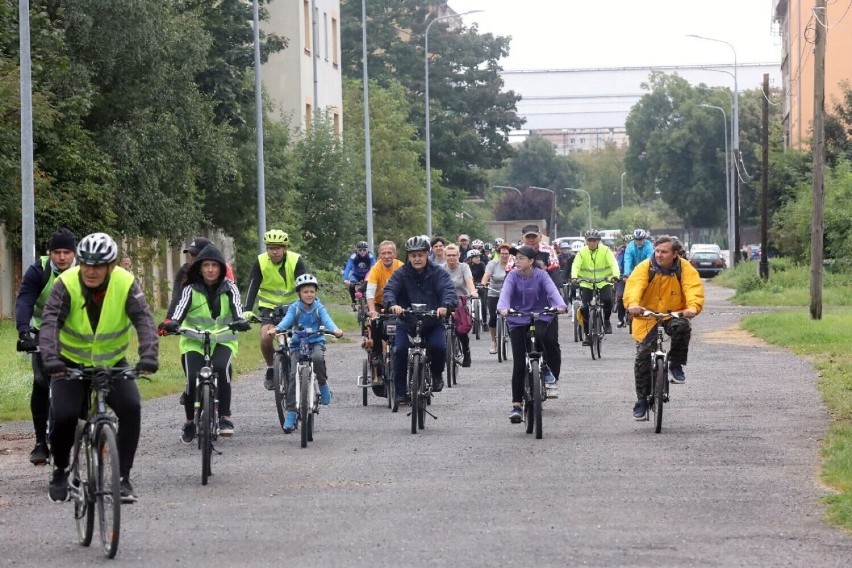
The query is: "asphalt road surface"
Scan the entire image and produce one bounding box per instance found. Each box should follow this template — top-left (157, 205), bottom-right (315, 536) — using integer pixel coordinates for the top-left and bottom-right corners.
top-left (1, 283), bottom-right (850, 566)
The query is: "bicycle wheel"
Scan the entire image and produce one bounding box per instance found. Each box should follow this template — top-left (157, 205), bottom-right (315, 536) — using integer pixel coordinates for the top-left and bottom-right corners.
top-left (199, 383), bottom-right (212, 485)
top-left (496, 317), bottom-right (505, 362)
top-left (524, 366), bottom-right (534, 435)
top-left (472, 301), bottom-right (481, 340)
top-left (573, 307), bottom-right (580, 342)
top-left (272, 353), bottom-right (288, 427)
top-left (300, 366), bottom-right (311, 448)
top-left (589, 311), bottom-right (598, 360)
top-left (307, 383), bottom-right (316, 443)
top-left (410, 353), bottom-right (422, 434)
top-left (452, 335), bottom-right (463, 385)
top-left (445, 327), bottom-right (454, 388)
top-left (361, 358), bottom-right (369, 406)
top-left (385, 348), bottom-right (395, 410)
top-left (531, 361), bottom-right (543, 439)
top-left (95, 425), bottom-right (121, 558)
top-left (418, 367), bottom-right (428, 430)
top-left (73, 433), bottom-right (94, 546)
top-left (654, 359), bottom-right (667, 434)
top-left (595, 313), bottom-right (603, 359)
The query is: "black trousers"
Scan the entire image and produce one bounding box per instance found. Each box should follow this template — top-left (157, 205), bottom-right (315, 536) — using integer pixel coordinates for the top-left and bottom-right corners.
top-left (30, 350), bottom-right (50, 444)
top-left (183, 346), bottom-right (234, 421)
top-left (580, 285), bottom-right (613, 333)
top-left (508, 319), bottom-right (561, 403)
top-left (614, 279), bottom-right (626, 322)
top-left (634, 318), bottom-right (691, 398)
top-left (50, 368), bottom-right (141, 478)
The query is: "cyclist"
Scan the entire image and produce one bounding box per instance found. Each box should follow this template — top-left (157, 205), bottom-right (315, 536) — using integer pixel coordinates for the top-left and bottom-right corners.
top-left (429, 236), bottom-right (448, 268)
top-left (242, 229), bottom-right (306, 390)
top-left (443, 244), bottom-right (479, 368)
top-left (482, 242), bottom-right (512, 354)
top-left (614, 236), bottom-right (629, 328)
top-left (365, 240), bottom-right (404, 382)
top-left (383, 236), bottom-right (458, 405)
top-left (466, 248), bottom-right (486, 284)
top-left (165, 237), bottom-right (235, 321)
top-left (161, 243), bottom-right (250, 441)
top-left (482, 241), bottom-right (494, 260)
top-left (14, 228), bottom-right (77, 465)
top-left (39, 232), bottom-right (158, 504)
top-left (557, 240), bottom-right (575, 301)
top-left (571, 229), bottom-right (620, 343)
top-left (468, 239), bottom-right (485, 261)
top-left (457, 234), bottom-right (471, 261)
top-left (343, 241), bottom-right (376, 311)
top-left (624, 235), bottom-right (704, 420)
top-left (271, 274), bottom-right (343, 432)
top-left (623, 229), bottom-right (654, 278)
top-left (497, 245), bottom-right (567, 421)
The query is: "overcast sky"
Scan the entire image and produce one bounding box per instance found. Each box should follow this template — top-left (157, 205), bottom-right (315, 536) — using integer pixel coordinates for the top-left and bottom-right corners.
top-left (448, 0), bottom-right (781, 70)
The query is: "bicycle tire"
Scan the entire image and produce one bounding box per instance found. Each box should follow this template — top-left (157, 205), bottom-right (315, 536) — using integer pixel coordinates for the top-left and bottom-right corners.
top-left (524, 367), bottom-right (534, 435)
top-left (272, 353), bottom-right (288, 427)
top-left (573, 312), bottom-right (580, 342)
top-left (361, 358), bottom-right (369, 406)
top-left (300, 366), bottom-right (311, 448)
top-left (589, 311), bottom-right (598, 360)
top-left (410, 353), bottom-right (421, 434)
top-left (95, 425), bottom-right (121, 558)
top-left (453, 334), bottom-right (463, 385)
top-left (531, 361), bottom-right (543, 439)
top-left (595, 312), bottom-right (603, 359)
top-left (200, 383), bottom-right (212, 485)
top-left (496, 317), bottom-right (505, 362)
top-left (73, 432), bottom-right (94, 547)
top-left (474, 300), bottom-right (482, 340)
top-left (654, 359), bottom-right (666, 433)
top-left (445, 326), bottom-right (454, 388)
top-left (385, 348), bottom-right (395, 410)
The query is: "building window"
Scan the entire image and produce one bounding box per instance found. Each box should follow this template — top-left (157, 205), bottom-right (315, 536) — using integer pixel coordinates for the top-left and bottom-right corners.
top-left (324, 12), bottom-right (329, 61)
top-left (333, 112), bottom-right (340, 137)
top-left (569, 138), bottom-right (575, 144)
top-left (332, 17), bottom-right (339, 67)
top-left (306, 103), bottom-right (312, 131)
top-left (579, 137), bottom-right (585, 144)
top-left (303, 0), bottom-right (311, 53)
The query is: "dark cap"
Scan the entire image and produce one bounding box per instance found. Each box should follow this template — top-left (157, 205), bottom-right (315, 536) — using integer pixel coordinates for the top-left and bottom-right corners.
top-left (521, 224), bottom-right (540, 236)
top-left (509, 245), bottom-right (538, 259)
top-left (48, 228), bottom-right (77, 252)
top-left (183, 237), bottom-right (213, 255)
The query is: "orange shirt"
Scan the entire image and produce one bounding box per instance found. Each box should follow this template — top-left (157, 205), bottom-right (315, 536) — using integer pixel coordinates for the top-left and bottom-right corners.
top-left (366, 259), bottom-right (404, 306)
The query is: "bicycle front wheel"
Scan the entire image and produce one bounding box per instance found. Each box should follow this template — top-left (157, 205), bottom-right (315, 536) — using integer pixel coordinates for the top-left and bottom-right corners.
top-left (199, 383), bottom-right (213, 485)
top-left (95, 425), bottom-right (121, 558)
top-left (410, 353), bottom-right (422, 434)
top-left (73, 432), bottom-right (94, 547)
top-left (272, 353), bottom-right (288, 427)
top-left (300, 367), bottom-right (311, 448)
top-left (445, 327), bottom-right (454, 388)
top-left (361, 358), bottom-right (369, 406)
top-left (473, 301), bottom-right (481, 340)
top-left (589, 313), bottom-right (598, 360)
top-left (595, 313), bottom-right (603, 359)
top-left (531, 362), bottom-right (543, 439)
top-left (654, 359), bottom-right (667, 434)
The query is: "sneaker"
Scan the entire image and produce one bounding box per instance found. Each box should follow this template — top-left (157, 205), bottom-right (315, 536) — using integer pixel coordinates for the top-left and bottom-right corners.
top-left (489, 342), bottom-right (497, 355)
top-left (29, 442), bottom-right (49, 466)
top-left (509, 406), bottom-right (523, 423)
top-left (633, 398), bottom-right (649, 420)
top-left (546, 384), bottom-right (559, 399)
top-left (582, 338), bottom-right (592, 346)
top-left (219, 418), bottom-right (234, 436)
top-left (432, 374), bottom-right (445, 393)
top-left (462, 351), bottom-right (471, 368)
top-left (616, 319), bottom-right (626, 329)
top-left (351, 303), bottom-right (357, 312)
top-left (319, 384), bottom-right (332, 405)
top-left (670, 363), bottom-right (686, 384)
top-left (543, 369), bottom-right (556, 385)
top-left (604, 321), bottom-right (613, 334)
top-left (395, 394), bottom-right (410, 407)
top-left (48, 468), bottom-right (68, 503)
top-left (181, 422), bottom-right (196, 444)
top-left (120, 477), bottom-right (138, 504)
top-left (282, 411), bottom-right (298, 433)
top-left (263, 367), bottom-right (274, 390)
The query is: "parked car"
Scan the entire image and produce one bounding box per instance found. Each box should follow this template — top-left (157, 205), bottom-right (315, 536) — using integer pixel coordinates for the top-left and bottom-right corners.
top-left (688, 243), bottom-right (722, 259)
top-left (689, 251), bottom-right (726, 277)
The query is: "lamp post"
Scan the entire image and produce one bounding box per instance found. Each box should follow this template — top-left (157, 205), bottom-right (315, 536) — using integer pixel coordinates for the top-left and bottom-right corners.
top-left (699, 104), bottom-right (733, 266)
top-left (529, 186), bottom-right (557, 240)
top-left (424, 9), bottom-right (482, 236)
top-left (493, 185), bottom-right (522, 196)
top-left (19, 0), bottom-right (35, 268)
top-left (361, 0), bottom-right (374, 251)
top-left (620, 172), bottom-right (626, 209)
top-left (252, 0), bottom-right (266, 252)
top-left (687, 34), bottom-right (740, 263)
top-left (564, 188), bottom-right (592, 231)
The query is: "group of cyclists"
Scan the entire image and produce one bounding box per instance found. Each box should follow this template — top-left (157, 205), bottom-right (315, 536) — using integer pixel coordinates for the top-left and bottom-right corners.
top-left (14, 224), bottom-right (704, 503)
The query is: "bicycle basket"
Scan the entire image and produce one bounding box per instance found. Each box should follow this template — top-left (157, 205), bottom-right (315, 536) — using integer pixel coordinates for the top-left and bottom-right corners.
top-left (382, 316), bottom-right (398, 338)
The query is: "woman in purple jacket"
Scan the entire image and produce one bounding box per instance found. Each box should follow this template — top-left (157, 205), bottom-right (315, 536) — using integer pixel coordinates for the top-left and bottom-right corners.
top-left (497, 245), bottom-right (567, 423)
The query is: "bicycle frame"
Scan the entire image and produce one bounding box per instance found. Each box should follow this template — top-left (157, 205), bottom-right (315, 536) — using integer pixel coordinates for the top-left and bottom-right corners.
top-left (637, 310), bottom-right (683, 433)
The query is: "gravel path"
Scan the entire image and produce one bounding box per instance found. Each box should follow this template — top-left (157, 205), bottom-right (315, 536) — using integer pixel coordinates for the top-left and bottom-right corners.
top-left (1, 282), bottom-right (850, 566)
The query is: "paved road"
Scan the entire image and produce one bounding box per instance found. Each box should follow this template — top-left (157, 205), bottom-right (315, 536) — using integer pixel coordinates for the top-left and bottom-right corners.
top-left (1, 283), bottom-right (850, 566)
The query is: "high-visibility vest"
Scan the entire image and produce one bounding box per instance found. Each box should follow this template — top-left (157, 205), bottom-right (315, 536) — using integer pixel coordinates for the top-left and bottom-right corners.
top-left (178, 288), bottom-right (239, 356)
top-left (257, 251), bottom-right (299, 308)
top-left (574, 247), bottom-right (618, 289)
top-left (58, 267), bottom-right (134, 367)
top-left (31, 256), bottom-right (58, 330)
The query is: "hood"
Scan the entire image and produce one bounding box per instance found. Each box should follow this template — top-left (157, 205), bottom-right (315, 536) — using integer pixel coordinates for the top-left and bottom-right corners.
top-left (187, 243), bottom-right (227, 285)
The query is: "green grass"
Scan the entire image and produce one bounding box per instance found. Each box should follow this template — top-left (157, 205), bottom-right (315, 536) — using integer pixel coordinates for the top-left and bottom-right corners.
top-left (0, 305), bottom-right (358, 423)
top-left (717, 259), bottom-right (852, 527)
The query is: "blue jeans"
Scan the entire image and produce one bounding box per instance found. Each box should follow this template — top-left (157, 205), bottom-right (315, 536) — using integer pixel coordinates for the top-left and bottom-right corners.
top-left (393, 324), bottom-right (446, 396)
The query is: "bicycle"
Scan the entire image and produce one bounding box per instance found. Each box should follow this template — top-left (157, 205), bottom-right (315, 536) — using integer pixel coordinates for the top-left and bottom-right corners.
top-left (572, 298), bottom-right (585, 343)
top-left (351, 281), bottom-right (368, 325)
top-left (444, 309), bottom-right (463, 387)
top-left (356, 312), bottom-right (393, 407)
top-left (496, 312), bottom-right (510, 363)
top-left (288, 326), bottom-right (338, 448)
top-left (506, 307), bottom-right (558, 440)
top-left (398, 305), bottom-right (441, 434)
top-left (578, 277), bottom-right (609, 360)
top-left (174, 324), bottom-right (247, 485)
top-left (637, 310), bottom-right (683, 433)
top-left (471, 286), bottom-right (488, 340)
top-left (66, 367), bottom-right (142, 558)
top-left (374, 313), bottom-right (398, 409)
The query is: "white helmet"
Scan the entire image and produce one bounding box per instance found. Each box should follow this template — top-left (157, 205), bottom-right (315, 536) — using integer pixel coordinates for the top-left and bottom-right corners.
top-left (76, 232), bottom-right (118, 265)
top-left (570, 241), bottom-right (584, 253)
top-left (294, 273), bottom-right (319, 291)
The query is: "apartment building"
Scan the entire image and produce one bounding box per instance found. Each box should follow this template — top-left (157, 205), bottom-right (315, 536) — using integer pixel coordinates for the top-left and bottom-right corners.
top-left (264, 0), bottom-right (344, 136)
top-left (773, 0), bottom-right (852, 148)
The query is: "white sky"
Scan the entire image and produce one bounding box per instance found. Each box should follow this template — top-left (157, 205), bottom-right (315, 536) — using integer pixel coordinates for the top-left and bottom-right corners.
top-left (449, 0), bottom-right (781, 70)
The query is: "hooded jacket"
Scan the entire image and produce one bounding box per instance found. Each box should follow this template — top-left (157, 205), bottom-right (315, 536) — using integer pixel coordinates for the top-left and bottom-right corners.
top-left (382, 261), bottom-right (458, 332)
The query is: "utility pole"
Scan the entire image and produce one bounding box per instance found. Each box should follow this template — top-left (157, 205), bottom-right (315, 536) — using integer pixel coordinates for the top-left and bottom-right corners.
top-left (20, 0), bottom-right (36, 269)
top-left (810, 0), bottom-right (826, 319)
top-left (760, 73), bottom-right (770, 280)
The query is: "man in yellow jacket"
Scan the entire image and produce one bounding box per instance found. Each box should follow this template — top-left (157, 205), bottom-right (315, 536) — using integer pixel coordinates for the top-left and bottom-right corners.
top-left (623, 235), bottom-right (704, 420)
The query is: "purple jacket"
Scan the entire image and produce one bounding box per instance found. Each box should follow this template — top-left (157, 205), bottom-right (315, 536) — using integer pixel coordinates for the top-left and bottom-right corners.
top-left (497, 268), bottom-right (567, 329)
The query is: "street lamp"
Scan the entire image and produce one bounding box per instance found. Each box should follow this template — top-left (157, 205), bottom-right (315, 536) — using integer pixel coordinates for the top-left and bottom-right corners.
top-left (19, 0), bottom-right (36, 267)
top-left (620, 172), bottom-right (626, 209)
top-left (424, 9), bottom-right (483, 236)
top-left (361, 0), bottom-right (374, 251)
top-left (698, 104), bottom-right (733, 265)
top-left (252, 0), bottom-right (266, 252)
top-left (529, 186), bottom-right (557, 240)
top-left (564, 188), bottom-right (592, 231)
top-left (492, 185), bottom-right (522, 196)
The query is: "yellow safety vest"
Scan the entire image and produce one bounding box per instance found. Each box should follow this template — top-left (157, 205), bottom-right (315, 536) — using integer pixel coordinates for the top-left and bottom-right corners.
top-left (31, 256), bottom-right (58, 330)
top-left (58, 267), bottom-right (134, 367)
top-left (178, 288), bottom-right (239, 356)
top-left (257, 251), bottom-right (299, 308)
top-left (573, 247), bottom-right (619, 290)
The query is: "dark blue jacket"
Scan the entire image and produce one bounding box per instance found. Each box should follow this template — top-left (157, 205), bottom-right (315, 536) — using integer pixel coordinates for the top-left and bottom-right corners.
top-left (382, 261), bottom-right (458, 331)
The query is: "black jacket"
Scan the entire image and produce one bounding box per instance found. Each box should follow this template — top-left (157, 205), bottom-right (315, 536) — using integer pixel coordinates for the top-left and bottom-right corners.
top-left (382, 261), bottom-right (457, 332)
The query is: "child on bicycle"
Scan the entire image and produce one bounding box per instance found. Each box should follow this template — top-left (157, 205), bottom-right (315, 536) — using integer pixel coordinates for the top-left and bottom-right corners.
top-left (270, 274), bottom-right (343, 433)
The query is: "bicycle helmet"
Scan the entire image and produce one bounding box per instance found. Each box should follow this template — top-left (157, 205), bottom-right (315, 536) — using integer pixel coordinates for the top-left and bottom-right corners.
top-left (584, 229), bottom-right (601, 240)
top-left (467, 249), bottom-right (481, 257)
top-left (559, 241), bottom-right (570, 249)
top-left (471, 239), bottom-right (484, 248)
top-left (294, 273), bottom-right (319, 291)
top-left (264, 229), bottom-right (290, 246)
top-left (571, 241), bottom-right (584, 253)
top-left (356, 240), bottom-right (369, 250)
top-left (76, 233), bottom-right (118, 265)
top-left (494, 237), bottom-right (504, 246)
top-left (405, 235), bottom-right (431, 252)
top-left (633, 228), bottom-right (647, 240)
top-left (482, 242), bottom-right (493, 252)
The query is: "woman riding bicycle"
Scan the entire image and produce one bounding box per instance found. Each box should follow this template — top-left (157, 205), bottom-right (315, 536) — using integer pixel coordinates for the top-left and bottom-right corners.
top-left (481, 242), bottom-right (512, 354)
top-left (497, 245), bottom-right (566, 423)
top-left (443, 244), bottom-right (479, 368)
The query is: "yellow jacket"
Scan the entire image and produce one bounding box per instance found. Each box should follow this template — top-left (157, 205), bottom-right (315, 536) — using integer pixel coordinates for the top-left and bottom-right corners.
top-left (623, 257), bottom-right (704, 342)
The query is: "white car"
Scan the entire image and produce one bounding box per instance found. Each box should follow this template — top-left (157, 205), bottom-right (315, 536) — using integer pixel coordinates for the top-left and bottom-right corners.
top-left (688, 243), bottom-right (722, 259)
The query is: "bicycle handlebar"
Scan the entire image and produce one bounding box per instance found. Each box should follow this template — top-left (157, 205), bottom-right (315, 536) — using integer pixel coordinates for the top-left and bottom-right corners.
top-left (506, 307), bottom-right (560, 318)
top-left (65, 367), bottom-right (139, 381)
top-left (638, 310), bottom-right (683, 319)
